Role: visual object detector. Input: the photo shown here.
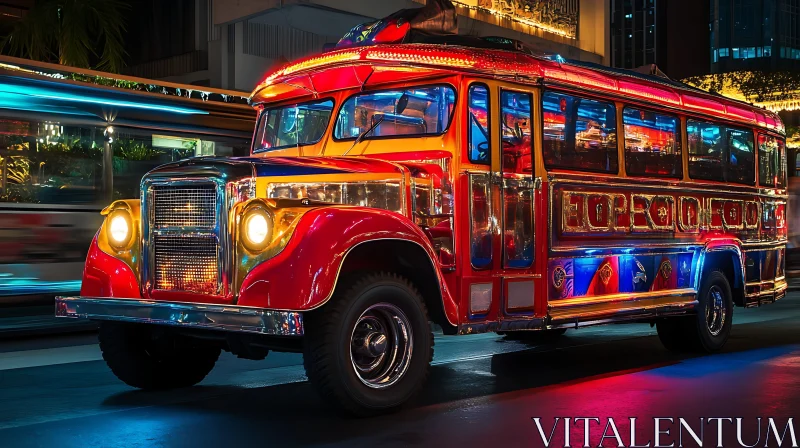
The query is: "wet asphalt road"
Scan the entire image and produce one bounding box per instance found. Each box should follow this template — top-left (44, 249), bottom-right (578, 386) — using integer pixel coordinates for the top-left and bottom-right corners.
top-left (0, 295), bottom-right (798, 448)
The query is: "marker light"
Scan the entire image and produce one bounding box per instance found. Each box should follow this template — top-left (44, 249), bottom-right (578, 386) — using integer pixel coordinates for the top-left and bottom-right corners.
top-left (107, 210), bottom-right (133, 249)
top-left (242, 206), bottom-right (273, 252)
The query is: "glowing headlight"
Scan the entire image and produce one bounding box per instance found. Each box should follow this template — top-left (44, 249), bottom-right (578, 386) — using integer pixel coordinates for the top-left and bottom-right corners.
top-left (107, 210), bottom-right (132, 249)
top-left (241, 206), bottom-right (273, 252)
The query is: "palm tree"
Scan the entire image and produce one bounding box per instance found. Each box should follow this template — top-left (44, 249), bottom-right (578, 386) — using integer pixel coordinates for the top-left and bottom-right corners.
top-left (1, 0), bottom-right (129, 73)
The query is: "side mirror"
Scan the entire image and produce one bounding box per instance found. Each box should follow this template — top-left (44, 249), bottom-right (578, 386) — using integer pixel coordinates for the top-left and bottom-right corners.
top-left (396, 93), bottom-right (409, 115)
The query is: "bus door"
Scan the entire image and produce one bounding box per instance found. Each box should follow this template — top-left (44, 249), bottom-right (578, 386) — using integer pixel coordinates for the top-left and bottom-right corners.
top-left (497, 88), bottom-right (538, 315)
top-left (465, 84), bottom-right (538, 325)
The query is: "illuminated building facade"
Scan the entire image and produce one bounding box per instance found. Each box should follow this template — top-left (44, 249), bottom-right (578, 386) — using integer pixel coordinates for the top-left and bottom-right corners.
top-left (132, 0), bottom-right (609, 91)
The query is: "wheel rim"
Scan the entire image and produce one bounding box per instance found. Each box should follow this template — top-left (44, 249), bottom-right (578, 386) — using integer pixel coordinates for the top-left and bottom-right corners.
top-left (705, 285), bottom-right (726, 336)
top-left (349, 303), bottom-right (413, 389)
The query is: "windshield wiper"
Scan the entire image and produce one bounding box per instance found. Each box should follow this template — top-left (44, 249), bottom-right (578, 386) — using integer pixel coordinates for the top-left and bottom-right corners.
top-left (343, 114), bottom-right (385, 156)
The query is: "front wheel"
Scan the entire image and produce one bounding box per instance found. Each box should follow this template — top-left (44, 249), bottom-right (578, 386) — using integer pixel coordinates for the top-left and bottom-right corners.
top-left (657, 270), bottom-right (733, 353)
top-left (99, 322), bottom-right (221, 389)
top-left (303, 273), bottom-right (433, 416)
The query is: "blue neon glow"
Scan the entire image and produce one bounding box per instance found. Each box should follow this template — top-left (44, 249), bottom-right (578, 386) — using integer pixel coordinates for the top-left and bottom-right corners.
top-left (0, 275), bottom-right (82, 296)
top-left (0, 82), bottom-right (208, 115)
top-left (0, 92), bottom-right (95, 117)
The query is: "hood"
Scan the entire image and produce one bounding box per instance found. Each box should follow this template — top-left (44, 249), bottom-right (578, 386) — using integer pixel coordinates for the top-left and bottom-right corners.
top-left (144, 156), bottom-right (406, 182)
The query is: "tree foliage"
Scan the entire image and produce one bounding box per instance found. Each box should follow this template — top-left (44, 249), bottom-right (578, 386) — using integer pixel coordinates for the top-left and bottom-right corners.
top-left (683, 71), bottom-right (800, 105)
top-left (1, 0), bottom-right (129, 73)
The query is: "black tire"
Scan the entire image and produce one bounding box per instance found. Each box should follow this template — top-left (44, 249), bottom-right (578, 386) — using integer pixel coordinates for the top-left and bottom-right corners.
top-left (99, 322), bottom-right (221, 389)
top-left (303, 272), bottom-right (434, 416)
top-left (656, 269), bottom-right (734, 353)
top-left (502, 328), bottom-right (567, 343)
top-left (656, 317), bottom-right (690, 352)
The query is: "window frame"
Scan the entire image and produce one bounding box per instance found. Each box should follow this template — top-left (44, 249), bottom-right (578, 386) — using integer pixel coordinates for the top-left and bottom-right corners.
top-left (541, 89), bottom-right (619, 175)
top-left (621, 105), bottom-right (683, 179)
top-left (686, 118), bottom-right (758, 186)
top-left (724, 125), bottom-right (756, 186)
top-left (252, 97), bottom-right (336, 154)
top-left (757, 132), bottom-right (787, 188)
top-left (331, 83), bottom-right (458, 143)
top-left (686, 118), bottom-right (726, 183)
top-left (467, 82), bottom-right (492, 165)
top-left (499, 87), bottom-right (534, 171)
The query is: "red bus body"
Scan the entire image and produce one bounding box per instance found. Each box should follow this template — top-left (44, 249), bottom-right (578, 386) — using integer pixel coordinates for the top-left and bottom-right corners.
top-left (55, 37), bottom-right (790, 414)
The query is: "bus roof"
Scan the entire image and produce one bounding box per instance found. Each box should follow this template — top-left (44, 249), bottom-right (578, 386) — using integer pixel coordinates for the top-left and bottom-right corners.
top-left (251, 43), bottom-right (785, 135)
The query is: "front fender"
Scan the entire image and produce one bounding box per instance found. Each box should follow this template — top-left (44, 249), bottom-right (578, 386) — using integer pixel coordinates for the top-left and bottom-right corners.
top-left (698, 238), bottom-right (745, 290)
top-left (237, 207), bottom-right (457, 323)
top-left (80, 234), bottom-right (141, 299)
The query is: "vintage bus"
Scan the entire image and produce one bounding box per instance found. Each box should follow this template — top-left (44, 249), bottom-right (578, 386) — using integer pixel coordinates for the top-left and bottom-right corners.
top-left (55, 14), bottom-right (787, 415)
top-left (0, 56), bottom-right (254, 301)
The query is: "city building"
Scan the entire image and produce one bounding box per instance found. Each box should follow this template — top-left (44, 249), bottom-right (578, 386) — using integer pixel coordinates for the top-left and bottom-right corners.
top-left (682, 0), bottom-right (800, 132)
top-left (610, 0), bottom-right (710, 80)
top-left (711, 0), bottom-right (800, 73)
top-left (124, 0), bottom-right (610, 92)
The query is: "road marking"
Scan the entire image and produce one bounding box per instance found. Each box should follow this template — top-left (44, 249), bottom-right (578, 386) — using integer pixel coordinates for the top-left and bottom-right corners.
top-left (0, 344), bottom-right (101, 371)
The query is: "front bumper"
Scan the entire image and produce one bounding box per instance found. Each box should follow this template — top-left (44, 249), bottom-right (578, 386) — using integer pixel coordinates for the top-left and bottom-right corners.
top-left (55, 297), bottom-right (303, 336)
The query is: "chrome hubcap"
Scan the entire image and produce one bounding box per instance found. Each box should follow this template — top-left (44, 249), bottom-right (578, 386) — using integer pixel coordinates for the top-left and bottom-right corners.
top-left (349, 303), bottom-right (413, 389)
top-left (705, 285), bottom-right (726, 336)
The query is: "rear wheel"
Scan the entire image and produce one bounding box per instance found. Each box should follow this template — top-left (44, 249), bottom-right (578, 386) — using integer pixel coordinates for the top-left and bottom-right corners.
top-left (657, 270), bottom-right (733, 353)
top-left (99, 322), bottom-right (220, 389)
top-left (303, 272), bottom-right (433, 416)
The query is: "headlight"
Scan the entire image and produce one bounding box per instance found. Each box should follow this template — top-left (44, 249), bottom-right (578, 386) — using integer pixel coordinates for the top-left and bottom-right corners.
top-left (107, 210), bottom-right (133, 249)
top-left (241, 206), bottom-right (273, 252)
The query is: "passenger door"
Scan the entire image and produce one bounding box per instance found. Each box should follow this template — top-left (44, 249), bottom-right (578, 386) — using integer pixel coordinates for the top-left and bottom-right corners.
top-left (498, 89), bottom-right (538, 314)
top-left (463, 84), bottom-right (538, 326)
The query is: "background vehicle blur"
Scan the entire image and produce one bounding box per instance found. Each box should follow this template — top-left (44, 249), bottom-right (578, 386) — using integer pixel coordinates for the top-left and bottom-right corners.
top-left (0, 55), bottom-right (255, 304)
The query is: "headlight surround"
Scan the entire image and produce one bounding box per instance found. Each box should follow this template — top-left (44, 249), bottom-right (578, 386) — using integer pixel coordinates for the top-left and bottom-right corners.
top-left (240, 204), bottom-right (273, 252)
top-left (106, 209), bottom-right (133, 249)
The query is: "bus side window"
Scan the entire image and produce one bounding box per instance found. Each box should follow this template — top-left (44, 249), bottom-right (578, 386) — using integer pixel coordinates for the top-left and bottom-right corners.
top-left (687, 120), bottom-right (725, 182)
top-left (623, 107), bottom-right (681, 178)
top-left (726, 128), bottom-right (755, 185)
top-left (468, 84), bottom-right (490, 164)
top-left (758, 134), bottom-right (786, 188)
top-left (542, 91), bottom-right (618, 173)
top-left (500, 90), bottom-right (533, 173)
top-left (688, 120), bottom-right (756, 185)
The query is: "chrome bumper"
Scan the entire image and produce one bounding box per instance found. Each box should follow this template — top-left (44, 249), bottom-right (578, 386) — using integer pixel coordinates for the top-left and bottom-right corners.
top-left (55, 297), bottom-right (303, 336)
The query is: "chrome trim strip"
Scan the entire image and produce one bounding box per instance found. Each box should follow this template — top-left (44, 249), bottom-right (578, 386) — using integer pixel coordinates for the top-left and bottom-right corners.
top-left (548, 288), bottom-right (697, 309)
top-left (548, 173), bottom-right (788, 199)
top-left (55, 296), bottom-right (303, 336)
top-left (548, 301), bottom-right (697, 329)
top-left (457, 298), bottom-right (696, 335)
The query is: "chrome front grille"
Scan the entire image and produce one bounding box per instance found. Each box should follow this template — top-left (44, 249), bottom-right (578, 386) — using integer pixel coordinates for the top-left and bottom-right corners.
top-left (146, 180), bottom-right (223, 295)
top-left (151, 184), bottom-right (217, 228)
top-left (153, 235), bottom-right (219, 294)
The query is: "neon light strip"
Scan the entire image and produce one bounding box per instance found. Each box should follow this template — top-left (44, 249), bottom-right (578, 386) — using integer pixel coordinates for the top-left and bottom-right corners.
top-left (0, 62), bottom-right (249, 105)
top-left (0, 83), bottom-right (208, 115)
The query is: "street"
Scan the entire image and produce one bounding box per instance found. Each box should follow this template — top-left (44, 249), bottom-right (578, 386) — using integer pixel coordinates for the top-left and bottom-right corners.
top-left (0, 295), bottom-right (797, 447)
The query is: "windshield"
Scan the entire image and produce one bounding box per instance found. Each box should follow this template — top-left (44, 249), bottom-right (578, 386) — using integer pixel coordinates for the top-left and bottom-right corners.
top-left (253, 99), bottom-right (334, 153)
top-left (334, 86), bottom-right (456, 140)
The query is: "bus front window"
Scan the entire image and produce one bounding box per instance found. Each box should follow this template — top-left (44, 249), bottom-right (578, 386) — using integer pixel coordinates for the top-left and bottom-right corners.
top-left (254, 99), bottom-right (334, 153)
top-left (334, 86), bottom-right (456, 140)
